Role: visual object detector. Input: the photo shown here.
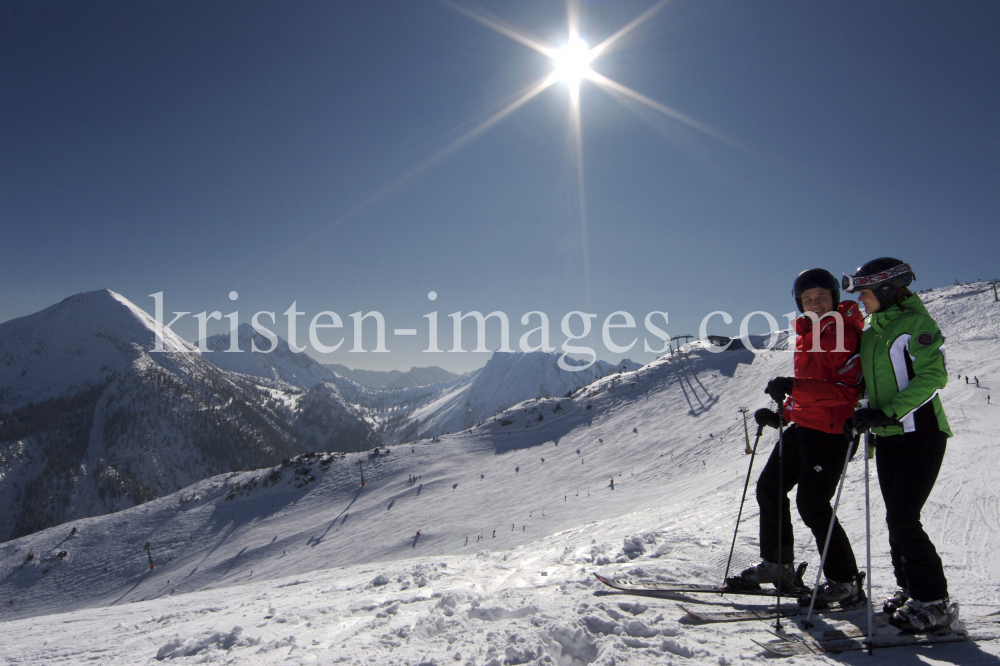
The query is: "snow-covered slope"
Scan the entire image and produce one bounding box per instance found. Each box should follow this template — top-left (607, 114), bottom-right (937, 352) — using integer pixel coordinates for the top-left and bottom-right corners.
top-left (295, 383), bottom-right (382, 453)
top-left (202, 324), bottom-right (384, 452)
top-left (0, 290), bottom-right (194, 409)
top-left (203, 324), bottom-right (461, 434)
top-left (1, 283), bottom-right (998, 665)
top-left (204, 323), bottom-right (344, 391)
top-left (390, 351), bottom-right (640, 444)
top-left (0, 292), bottom-right (348, 542)
top-left (202, 323), bottom-right (449, 411)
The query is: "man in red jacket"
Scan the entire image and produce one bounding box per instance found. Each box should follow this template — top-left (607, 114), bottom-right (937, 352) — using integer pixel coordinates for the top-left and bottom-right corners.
top-left (726, 269), bottom-right (865, 608)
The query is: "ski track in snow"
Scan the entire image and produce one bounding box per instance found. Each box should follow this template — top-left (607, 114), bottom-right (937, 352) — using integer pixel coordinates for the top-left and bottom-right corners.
top-left (1, 282), bottom-right (999, 665)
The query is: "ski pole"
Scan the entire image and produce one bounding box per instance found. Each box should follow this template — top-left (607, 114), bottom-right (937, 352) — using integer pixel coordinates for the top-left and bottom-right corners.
top-left (774, 403), bottom-right (785, 631)
top-left (801, 431), bottom-right (859, 629)
top-left (740, 408), bottom-right (752, 454)
top-left (865, 430), bottom-right (874, 655)
top-left (724, 423), bottom-right (765, 581)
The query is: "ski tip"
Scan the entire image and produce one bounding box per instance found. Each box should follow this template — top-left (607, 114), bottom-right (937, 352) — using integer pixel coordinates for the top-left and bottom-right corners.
top-left (676, 604), bottom-right (701, 620)
top-left (752, 639), bottom-right (800, 658)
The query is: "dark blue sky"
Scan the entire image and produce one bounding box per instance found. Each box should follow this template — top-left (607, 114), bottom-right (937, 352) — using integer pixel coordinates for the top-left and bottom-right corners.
top-left (2, 0), bottom-right (998, 370)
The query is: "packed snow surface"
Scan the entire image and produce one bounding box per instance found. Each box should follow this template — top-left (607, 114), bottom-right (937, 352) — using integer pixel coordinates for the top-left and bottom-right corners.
top-left (2, 283), bottom-right (999, 665)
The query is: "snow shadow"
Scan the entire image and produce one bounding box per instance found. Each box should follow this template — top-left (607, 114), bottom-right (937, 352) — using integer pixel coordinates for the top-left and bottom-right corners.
top-left (488, 413), bottom-right (594, 455)
top-left (712, 348), bottom-right (756, 377)
top-left (308, 489), bottom-right (363, 547)
top-left (673, 349), bottom-right (755, 416)
top-left (222, 546), bottom-right (248, 576)
top-left (825, 635), bottom-right (1000, 666)
top-left (676, 368), bottom-right (718, 417)
top-left (491, 429), bottom-right (567, 455)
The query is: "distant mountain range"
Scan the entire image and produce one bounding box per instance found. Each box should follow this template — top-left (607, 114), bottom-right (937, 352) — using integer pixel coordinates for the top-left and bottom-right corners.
top-left (202, 326), bottom-right (637, 445)
top-left (0, 291), bottom-right (378, 542)
top-left (0, 290), bottom-right (634, 541)
top-left (323, 364), bottom-right (463, 389)
top-left (386, 352), bottom-right (640, 444)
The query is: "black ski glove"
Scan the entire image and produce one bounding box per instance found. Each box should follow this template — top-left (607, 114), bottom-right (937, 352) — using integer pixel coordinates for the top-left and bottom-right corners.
top-left (842, 407), bottom-right (899, 440)
top-left (765, 376), bottom-right (794, 405)
top-left (848, 433), bottom-right (861, 460)
top-left (754, 408), bottom-right (783, 430)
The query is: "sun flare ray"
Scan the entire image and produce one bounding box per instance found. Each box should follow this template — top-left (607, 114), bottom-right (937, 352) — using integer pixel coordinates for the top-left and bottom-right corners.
top-left (586, 70), bottom-right (748, 150)
top-left (568, 77), bottom-right (592, 307)
top-left (566, 0), bottom-right (581, 42)
top-left (276, 2), bottom-right (745, 282)
top-left (589, 0), bottom-right (671, 60)
top-left (267, 74), bottom-right (558, 268)
top-left (325, 73), bottom-right (558, 222)
top-left (435, 0), bottom-right (555, 57)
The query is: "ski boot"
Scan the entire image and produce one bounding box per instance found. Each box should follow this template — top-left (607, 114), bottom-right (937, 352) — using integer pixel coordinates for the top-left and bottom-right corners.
top-left (889, 597), bottom-right (960, 633)
top-left (802, 571), bottom-right (866, 610)
top-left (725, 559), bottom-right (807, 593)
top-left (883, 589), bottom-right (908, 615)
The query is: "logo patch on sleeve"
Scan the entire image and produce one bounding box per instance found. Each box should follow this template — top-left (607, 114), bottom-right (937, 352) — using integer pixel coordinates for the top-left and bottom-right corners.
top-left (917, 332), bottom-right (934, 347)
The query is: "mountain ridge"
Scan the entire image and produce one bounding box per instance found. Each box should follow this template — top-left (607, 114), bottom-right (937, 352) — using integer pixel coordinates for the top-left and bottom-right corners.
top-left (323, 364), bottom-right (463, 389)
top-left (0, 291), bottom-right (378, 542)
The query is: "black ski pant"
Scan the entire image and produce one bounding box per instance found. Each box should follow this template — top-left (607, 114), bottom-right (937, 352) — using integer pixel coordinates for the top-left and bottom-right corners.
top-left (875, 430), bottom-right (949, 602)
top-left (755, 424), bottom-right (859, 583)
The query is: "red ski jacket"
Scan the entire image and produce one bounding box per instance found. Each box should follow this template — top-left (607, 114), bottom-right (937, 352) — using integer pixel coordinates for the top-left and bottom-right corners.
top-left (781, 301), bottom-right (865, 434)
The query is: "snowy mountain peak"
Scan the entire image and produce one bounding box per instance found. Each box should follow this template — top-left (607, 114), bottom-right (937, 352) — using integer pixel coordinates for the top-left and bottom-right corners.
top-left (390, 350), bottom-right (637, 443)
top-left (0, 289), bottom-right (195, 409)
top-left (203, 323), bottom-right (344, 390)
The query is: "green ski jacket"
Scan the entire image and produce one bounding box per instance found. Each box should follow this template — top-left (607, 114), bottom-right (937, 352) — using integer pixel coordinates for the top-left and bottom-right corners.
top-left (860, 293), bottom-right (952, 438)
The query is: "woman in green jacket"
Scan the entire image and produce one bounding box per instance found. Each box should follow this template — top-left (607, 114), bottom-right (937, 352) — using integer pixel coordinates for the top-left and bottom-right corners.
top-left (842, 257), bottom-right (958, 632)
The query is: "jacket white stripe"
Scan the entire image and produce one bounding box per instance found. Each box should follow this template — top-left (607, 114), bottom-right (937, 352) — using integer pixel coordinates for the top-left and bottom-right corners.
top-left (898, 389), bottom-right (942, 421)
top-left (888, 334), bottom-right (914, 432)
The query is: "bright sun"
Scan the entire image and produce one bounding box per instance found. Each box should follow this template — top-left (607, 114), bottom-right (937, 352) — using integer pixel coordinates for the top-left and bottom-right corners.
top-left (343, 0), bottom-right (735, 308)
top-left (552, 37), bottom-right (592, 85)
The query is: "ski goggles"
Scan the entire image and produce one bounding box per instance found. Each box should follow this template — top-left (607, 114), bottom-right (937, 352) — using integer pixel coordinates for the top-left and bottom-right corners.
top-left (842, 263), bottom-right (915, 293)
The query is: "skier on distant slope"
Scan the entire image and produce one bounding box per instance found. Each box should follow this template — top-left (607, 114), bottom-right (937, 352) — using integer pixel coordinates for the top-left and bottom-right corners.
top-left (726, 269), bottom-right (865, 608)
top-left (842, 257), bottom-right (957, 632)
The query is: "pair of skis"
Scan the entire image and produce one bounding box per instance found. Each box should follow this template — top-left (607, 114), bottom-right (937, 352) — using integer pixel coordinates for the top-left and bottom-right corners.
top-left (678, 603), bottom-right (854, 623)
top-left (592, 564), bottom-right (811, 600)
top-left (594, 571), bottom-right (859, 623)
top-left (594, 571), bottom-right (999, 655)
top-left (754, 615), bottom-right (1000, 657)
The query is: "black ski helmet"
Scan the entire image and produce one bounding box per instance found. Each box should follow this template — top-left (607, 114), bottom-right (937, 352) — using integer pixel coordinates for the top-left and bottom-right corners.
top-left (842, 257), bottom-right (915, 309)
top-left (792, 268), bottom-right (840, 313)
